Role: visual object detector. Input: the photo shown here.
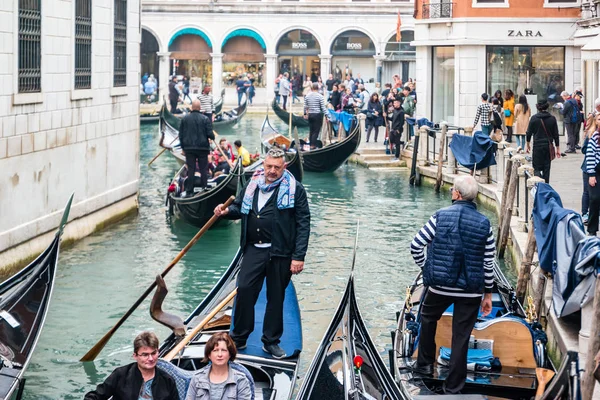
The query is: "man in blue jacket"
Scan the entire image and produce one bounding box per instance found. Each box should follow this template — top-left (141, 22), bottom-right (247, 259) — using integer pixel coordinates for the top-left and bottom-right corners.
top-left (410, 175), bottom-right (495, 394)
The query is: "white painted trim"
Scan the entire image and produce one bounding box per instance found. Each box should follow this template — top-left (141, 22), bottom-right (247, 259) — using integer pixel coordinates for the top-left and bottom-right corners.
top-left (472, 0), bottom-right (510, 8)
top-left (13, 1), bottom-right (44, 99)
top-left (543, 0), bottom-right (579, 8)
top-left (110, 87), bottom-right (129, 97)
top-left (12, 93), bottom-right (44, 105)
top-left (415, 17), bottom-right (578, 24)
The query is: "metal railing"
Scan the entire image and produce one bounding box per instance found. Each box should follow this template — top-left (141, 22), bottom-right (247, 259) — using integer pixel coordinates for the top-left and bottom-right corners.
top-left (18, 0), bottom-right (42, 93)
top-left (113, 0), bottom-right (127, 87)
top-left (75, 0), bottom-right (92, 89)
top-left (422, 2), bottom-right (454, 19)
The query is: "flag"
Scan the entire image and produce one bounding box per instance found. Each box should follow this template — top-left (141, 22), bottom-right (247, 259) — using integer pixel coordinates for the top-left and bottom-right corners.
top-left (396, 11), bottom-right (402, 42)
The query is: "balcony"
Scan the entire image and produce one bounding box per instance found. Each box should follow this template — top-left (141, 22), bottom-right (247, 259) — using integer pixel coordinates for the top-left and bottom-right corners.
top-left (579, 0), bottom-right (600, 28)
top-left (422, 2), bottom-right (454, 19)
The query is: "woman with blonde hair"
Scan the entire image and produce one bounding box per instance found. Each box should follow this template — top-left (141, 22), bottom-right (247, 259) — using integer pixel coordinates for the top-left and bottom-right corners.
top-left (581, 113), bottom-right (598, 224)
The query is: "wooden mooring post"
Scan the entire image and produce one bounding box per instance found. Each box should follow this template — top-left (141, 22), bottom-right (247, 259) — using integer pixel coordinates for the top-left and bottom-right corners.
top-left (516, 220), bottom-right (536, 304)
top-left (497, 155), bottom-right (514, 238)
top-left (582, 276), bottom-right (600, 400)
top-left (434, 123), bottom-right (447, 193)
top-left (497, 157), bottom-right (522, 259)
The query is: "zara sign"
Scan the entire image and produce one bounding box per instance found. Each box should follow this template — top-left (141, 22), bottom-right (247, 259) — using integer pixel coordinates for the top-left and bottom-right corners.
top-left (508, 30), bottom-right (543, 38)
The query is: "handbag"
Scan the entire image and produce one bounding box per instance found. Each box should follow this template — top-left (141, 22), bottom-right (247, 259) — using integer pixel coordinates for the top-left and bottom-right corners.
top-left (540, 119), bottom-right (556, 161)
top-left (504, 109), bottom-right (511, 117)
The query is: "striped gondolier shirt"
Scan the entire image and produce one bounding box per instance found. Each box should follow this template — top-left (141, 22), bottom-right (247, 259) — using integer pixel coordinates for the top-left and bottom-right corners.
top-left (198, 93), bottom-right (214, 114)
top-left (410, 215), bottom-right (495, 298)
top-left (586, 131), bottom-right (600, 175)
top-left (304, 92), bottom-right (327, 115)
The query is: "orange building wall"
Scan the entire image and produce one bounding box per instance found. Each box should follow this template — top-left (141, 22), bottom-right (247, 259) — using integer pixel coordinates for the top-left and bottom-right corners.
top-left (415, 0), bottom-right (580, 19)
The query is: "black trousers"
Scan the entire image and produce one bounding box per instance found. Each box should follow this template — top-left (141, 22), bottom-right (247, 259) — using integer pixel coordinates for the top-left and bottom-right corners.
top-left (170, 99), bottom-right (178, 114)
top-left (282, 95), bottom-right (288, 110)
top-left (534, 164), bottom-right (551, 184)
top-left (231, 245), bottom-right (292, 346)
top-left (565, 123), bottom-right (577, 151)
top-left (416, 291), bottom-right (481, 394)
top-left (308, 113), bottom-right (323, 147)
top-left (588, 179), bottom-right (600, 235)
top-left (184, 150), bottom-right (209, 193)
top-left (390, 129), bottom-right (403, 158)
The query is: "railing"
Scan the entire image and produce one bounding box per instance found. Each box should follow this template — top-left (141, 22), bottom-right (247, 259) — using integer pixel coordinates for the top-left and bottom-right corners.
top-left (422, 2), bottom-right (454, 19)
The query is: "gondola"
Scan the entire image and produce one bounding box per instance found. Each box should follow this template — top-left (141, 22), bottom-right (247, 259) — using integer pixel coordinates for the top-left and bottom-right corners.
top-left (261, 111), bottom-right (361, 173)
top-left (0, 194), bottom-right (72, 400)
top-left (271, 98), bottom-right (309, 128)
top-left (153, 248), bottom-right (302, 400)
top-left (392, 263), bottom-right (581, 399)
top-left (140, 113), bottom-right (159, 124)
top-left (214, 88), bottom-right (225, 116)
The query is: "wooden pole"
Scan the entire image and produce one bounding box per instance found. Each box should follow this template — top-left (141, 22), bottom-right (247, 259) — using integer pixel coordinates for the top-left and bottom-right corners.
top-left (288, 100), bottom-right (293, 140)
top-left (497, 157), bottom-right (514, 238)
top-left (516, 219), bottom-right (537, 303)
top-left (498, 160), bottom-right (520, 259)
top-left (531, 270), bottom-right (547, 323)
top-left (582, 277), bottom-right (600, 399)
top-left (148, 136), bottom-right (180, 167)
top-left (434, 124), bottom-right (447, 193)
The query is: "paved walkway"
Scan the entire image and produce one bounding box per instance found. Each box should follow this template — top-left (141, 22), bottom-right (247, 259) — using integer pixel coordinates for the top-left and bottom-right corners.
top-left (547, 148), bottom-right (584, 213)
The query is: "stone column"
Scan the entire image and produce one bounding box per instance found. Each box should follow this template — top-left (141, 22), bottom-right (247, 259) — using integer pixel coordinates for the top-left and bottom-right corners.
top-left (510, 155), bottom-right (525, 216)
top-left (210, 53), bottom-right (223, 101)
top-left (446, 132), bottom-right (456, 174)
top-left (518, 164), bottom-right (534, 232)
top-left (265, 54), bottom-right (278, 100)
top-left (319, 54), bottom-right (332, 83)
top-left (157, 52), bottom-right (171, 105)
top-left (419, 126), bottom-right (429, 166)
top-left (496, 142), bottom-right (506, 188)
top-left (374, 54), bottom-right (386, 86)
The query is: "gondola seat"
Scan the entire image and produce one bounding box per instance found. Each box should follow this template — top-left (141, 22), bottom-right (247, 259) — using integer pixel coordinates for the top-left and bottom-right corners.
top-left (156, 359), bottom-right (255, 400)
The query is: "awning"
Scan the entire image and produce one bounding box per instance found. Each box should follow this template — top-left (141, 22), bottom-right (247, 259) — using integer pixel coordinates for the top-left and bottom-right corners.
top-left (582, 34), bottom-right (600, 60)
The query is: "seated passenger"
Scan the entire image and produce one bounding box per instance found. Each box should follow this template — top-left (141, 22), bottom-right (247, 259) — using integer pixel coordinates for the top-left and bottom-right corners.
top-left (234, 140), bottom-right (251, 167)
top-left (213, 154), bottom-right (231, 177)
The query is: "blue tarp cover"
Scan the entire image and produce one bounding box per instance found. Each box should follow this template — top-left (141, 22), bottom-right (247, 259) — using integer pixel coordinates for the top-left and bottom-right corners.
top-left (449, 131), bottom-right (497, 170)
top-left (327, 110), bottom-right (355, 133)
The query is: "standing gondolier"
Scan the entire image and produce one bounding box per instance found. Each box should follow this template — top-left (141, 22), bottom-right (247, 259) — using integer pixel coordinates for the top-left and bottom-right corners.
top-left (179, 99), bottom-right (214, 197)
top-left (197, 86), bottom-right (214, 122)
top-left (304, 83), bottom-right (328, 149)
top-left (214, 148), bottom-right (310, 359)
top-left (409, 175), bottom-right (495, 395)
top-left (168, 76), bottom-right (180, 114)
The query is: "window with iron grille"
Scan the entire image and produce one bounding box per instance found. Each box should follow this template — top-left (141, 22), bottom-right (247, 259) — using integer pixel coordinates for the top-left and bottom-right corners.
top-left (75, 0), bottom-right (92, 89)
top-left (113, 0), bottom-right (127, 87)
top-left (18, 0), bottom-right (42, 93)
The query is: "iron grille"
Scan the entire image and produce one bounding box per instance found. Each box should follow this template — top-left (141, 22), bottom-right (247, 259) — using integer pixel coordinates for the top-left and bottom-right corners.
top-left (18, 0), bottom-right (42, 93)
top-left (422, 2), bottom-right (454, 19)
top-left (113, 0), bottom-right (127, 87)
top-left (75, 0), bottom-right (92, 89)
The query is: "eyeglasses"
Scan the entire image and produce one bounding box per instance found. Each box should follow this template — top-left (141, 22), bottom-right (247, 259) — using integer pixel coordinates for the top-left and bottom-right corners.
top-left (136, 350), bottom-right (158, 359)
top-left (450, 187), bottom-right (454, 193)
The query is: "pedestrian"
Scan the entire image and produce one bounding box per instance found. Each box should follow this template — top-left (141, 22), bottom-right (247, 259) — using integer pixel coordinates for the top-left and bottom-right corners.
top-left (168, 76), bottom-right (180, 114)
top-left (179, 99), bottom-right (214, 196)
top-left (513, 95), bottom-right (531, 152)
top-left (402, 86), bottom-right (415, 118)
top-left (409, 175), bottom-right (495, 395)
top-left (560, 90), bottom-right (579, 153)
top-left (142, 72), bottom-right (149, 86)
top-left (472, 93), bottom-right (492, 136)
top-left (302, 76), bottom-right (312, 97)
top-left (234, 140), bottom-right (251, 167)
top-left (504, 89), bottom-right (515, 143)
top-left (182, 76), bottom-right (192, 104)
top-left (185, 332), bottom-right (252, 400)
top-left (292, 74), bottom-right (301, 104)
top-left (388, 98), bottom-right (405, 160)
top-left (317, 76), bottom-right (325, 95)
top-left (246, 74), bottom-right (256, 106)
top-left (325, 73), bottom-right (336, 101)
top-left (84, 331), bottom-right (178, 400)
top-left (236, 75), bottom-right (249, 106)
top-left (392, 74), bottom-right (402, 90)
top-left (493, 90), bottom-right (504, 109)
top-left (341, 87), bottom-right (355, 112)
top-left (574, 89), bottom-right (585, 149)
top-left (581, 113), bottom-right (598, 225)
top-left (526, 99), bottom-right (561, 183)
top-left (585, 113), bottom-right (600, 236)
top-left (381, 83), bottom-right (392, 100)
top-left (374, 82), bottom-right (381, 96)
top-left (310, 69), bottom-right (319, 83)
top-left (197, 85), bottom-right (214, 121)
top-left (214, 148), bottom-right (310, 359)
top-left (366, 93), bottom-right (384, 143)
top-left (355, 73), bottom-right (364, 86)
top-left (329, 84), bottom-right (341, 111)
top-left (274, 73), bottom-right (282, 104)
top-left (279, 73), bottom-right (291, 110)
top-left (304, 83), bottom-right (328, 149)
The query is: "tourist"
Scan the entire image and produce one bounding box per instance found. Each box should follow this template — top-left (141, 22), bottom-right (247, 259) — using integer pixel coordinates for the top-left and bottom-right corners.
top-left (168, 76), bottom-right (180, 114)
top-left (392, 74), bottom-right (402, 90)
top-left (472, 93), bottom-right (492, 136)
top-left (581, 113), bottom-right (598, 225)
top-left (381, 83), bottom-right (392, 100)
top-left (493, 90), bottom-right (504, 109)
top-left (234, 140), bottom-right (251, 167)
top-left (325, 74), bottom-right (336, 100)
top-left (84, 331), bottom-right (178, 400)
top-left (574, 89), bottom-right (585, 150)
top-left (144, 76), bottom-right (157, 96)
top-left (247, 74), bottom-right (256, 106)
top-left (341, 87), bottom-right (355, 112)
top-left (198, 86), bottom-right (214, 121)
top-left (274, 73), bottom-right (282, 104)
top-left (213, 153), bottom-right (231, 177)
top-left (355, 73), bottom-right (364, 86)
top-left (236, 75), bottom-right (249, 106)
top-left (514, 95), bottom-right (531, 152)
top-left (304, 83), bottom-right (328, 149)
top-left (491, 98), bottom-right (503, 134)
top-left (504, 89), bottom-right (515, 143)
top-left (214, 148), bottom-right (310, 359)
top-left (366, 93), bottom-right (384, 143)
top-left (142, 72), bottom-right (149, 86)
top-left (402, 86), bottom-right (415, 118)
top-left (388, 98), bottom-right (405, 160)
top-left (182, 76), bottom-right (192, 104)
top-left (526, 99), bottom-right (561, 183)
top-left (279, 73), bottom-right (291, 110)
top-left (310, 69), bottom-right (319, 83)
top-left (329, 84), bottom-right (341, 111)
top-left (217, 138), bottom-right (235, 162)
top-left (585, 113), bottom-right (600, 236)
top-left (179, 99), bottom-right (214, 196)
top-left (302, 76), bottom-right (312, 97)
top-left (408, 82), bottom-right (417, 103)
top-left (317, 76), bottom-right (325, 95)
top-left (560, 91), bottom-right (579, 153)
top-left (185, 332), bottom-right (251, 400)
top-left (409, 174), bottom-right (495, 395)
top-left (292, 74), bottom-right (302, 104)
top-left (373, 82), bottom-right (381, 96)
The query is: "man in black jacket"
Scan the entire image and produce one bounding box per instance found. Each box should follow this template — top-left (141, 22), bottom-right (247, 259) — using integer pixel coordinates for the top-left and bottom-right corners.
top-left (168, 76), bottom-right (180, 114)
top-left (84, 331), bottom-right (178, 400)
top-left (388, 98), bottom-right (405, 160)
top-left (179, 99), bottom-right (214, 196)
top-left (214, 148), bottom-right (310, 359)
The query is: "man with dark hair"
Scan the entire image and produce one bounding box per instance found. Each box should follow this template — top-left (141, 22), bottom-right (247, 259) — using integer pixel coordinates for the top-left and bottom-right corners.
top-left (84, 331), bottom-right (178, 400)
top-left (473, 93), bottom-right (492, 136)
top-left (234, 139), bottom-right (251, 167)
top-left (304, 82), bottom-right (328, 149)
top-left (198, 85), bottom-right (214, 121)
top-left (388, 98), bottom-right (405, 161)
top-left (214, 148), bottom-right (310, 359)
top-left (168, 76), bottom-right (180, 114)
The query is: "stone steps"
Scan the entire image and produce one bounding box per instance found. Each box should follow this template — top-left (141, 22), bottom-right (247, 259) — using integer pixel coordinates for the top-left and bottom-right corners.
top-left (351, 142), bottom-right (407, 169)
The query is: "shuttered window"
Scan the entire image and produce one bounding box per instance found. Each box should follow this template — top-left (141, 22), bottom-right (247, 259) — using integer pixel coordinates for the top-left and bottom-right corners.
top-left (75, 0), bottom-right (92, 89)
top-left (113, 0), bottom-right (127, 87)
top-left (18, 0), bottom-right (42, 93)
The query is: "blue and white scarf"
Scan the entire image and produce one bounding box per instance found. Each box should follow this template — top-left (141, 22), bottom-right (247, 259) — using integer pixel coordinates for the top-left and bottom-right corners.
top-left (241, 169), bottom-right (296, 214)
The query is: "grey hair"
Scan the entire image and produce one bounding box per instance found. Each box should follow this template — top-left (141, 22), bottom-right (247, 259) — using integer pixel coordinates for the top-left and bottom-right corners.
top-left (454, 175), bottom-right (478, 201)
top-left (266, 148), bottom-right (285, 159)
top-left (594, 97), bottom-right (600, 109)
top-left (560, 90), bottom-right (570, 97)
top-left (312, 82), bottom-right (319, 91)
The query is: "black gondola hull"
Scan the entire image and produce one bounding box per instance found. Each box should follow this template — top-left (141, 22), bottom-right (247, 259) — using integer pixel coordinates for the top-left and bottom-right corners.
top-left (271, 98), bottom-right (309, 128)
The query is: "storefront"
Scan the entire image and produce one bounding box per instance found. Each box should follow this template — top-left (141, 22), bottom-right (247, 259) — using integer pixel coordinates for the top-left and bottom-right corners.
top-left (276, 29), bottom-right (321, 82)
top-left (330, 30), bottom-right (376, 82)
top-left (383, 31), bottom-right (416, 84)
top-left (168, 28), bottom-right (213, 92)
top-left (222, 29), bottom-right (266, 87)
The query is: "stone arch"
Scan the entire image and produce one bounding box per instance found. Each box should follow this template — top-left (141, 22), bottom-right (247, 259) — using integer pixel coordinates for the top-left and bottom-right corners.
top-left (221, 26), bottom-right (268, 53)
top-left (141, 25), bottom-right (163, 52)
top-left (167, 26), bottom-right (215, 52)
top-left (328, 26), bottom-right (380, 55)
top-left (274, 26), bottom-right (324, 55)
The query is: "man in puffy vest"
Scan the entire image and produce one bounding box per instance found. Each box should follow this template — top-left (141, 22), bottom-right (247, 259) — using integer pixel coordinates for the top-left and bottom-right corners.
top-left (409, 175), bottom-right (495, 394)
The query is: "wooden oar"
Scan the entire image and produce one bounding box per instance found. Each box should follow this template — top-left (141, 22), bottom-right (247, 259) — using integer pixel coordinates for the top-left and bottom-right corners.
top-left (163, 288), bottom-right (238, 361)
top-left (79, 195), bottom-right (236, 362)
top-left (148, 135), bottom-right (180, 167)
top-left (535, 367), bottom-right (555, 399)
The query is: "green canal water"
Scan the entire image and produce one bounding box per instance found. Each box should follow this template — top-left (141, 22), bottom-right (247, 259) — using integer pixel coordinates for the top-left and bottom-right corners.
top-left (21, 115), bottom-right (499, 399)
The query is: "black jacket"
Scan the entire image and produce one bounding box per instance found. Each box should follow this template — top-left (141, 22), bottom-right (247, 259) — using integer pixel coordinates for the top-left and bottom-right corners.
top-left (388, 107), bottom-right (405, 133)
top-left (168, 81), bottom-right (179, 102)
top-left (225, 180), bottom-right (310, 261)
top-left (329, 91), bottom-right (341, 110)
top-left (179, 110), bottom-right (214, 152)
top-left (526, 111), bottom-right (559, 169)
top-left (84, 362), bottom-right (178, 400)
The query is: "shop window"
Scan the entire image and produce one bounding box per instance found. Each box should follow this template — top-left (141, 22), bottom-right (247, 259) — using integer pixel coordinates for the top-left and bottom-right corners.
top-left (75, 0), bottom-right (92, 90)
top-left (18, 0), bottom-right (42, 93)
top-left (113, 0), bottom-right (127, 87)
top-left (432, 46), bottom-right (455, 124)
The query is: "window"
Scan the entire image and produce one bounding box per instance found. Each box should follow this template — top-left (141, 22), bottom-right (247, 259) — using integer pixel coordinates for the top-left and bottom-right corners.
top-left (18, 0), bottom-right (42, 93)
top-left (472, 0), bottom-right (509, 7)
top-left (75, 0), bottom-right (92, 89)
top-left (113, 0), bottom-right (127, 87)
top-left (432, 46), bottom-right (455, 124)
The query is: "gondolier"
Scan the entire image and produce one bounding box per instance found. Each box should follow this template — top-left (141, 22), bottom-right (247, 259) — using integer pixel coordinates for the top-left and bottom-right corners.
top-left (304, 83), bottom-right (328, 150)
top-left (409, 175), bottom-right (495, 395)
top-left (197, 86), bottom-right (214, 121)
top-left (214, 148), bottom-right (310, 359)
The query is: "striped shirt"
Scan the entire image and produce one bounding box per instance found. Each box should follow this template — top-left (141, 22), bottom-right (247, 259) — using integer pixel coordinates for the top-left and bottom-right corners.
top-left (197, 93), bottom-right (213, 113)
top-left (473, 102), bottom-right (492, 127)
top-left (304, 91), bottom-right (327, 115)
top-left (410, 214), bottom-right (496, 297)
top-left (586, 131), bottom-right (600, 175)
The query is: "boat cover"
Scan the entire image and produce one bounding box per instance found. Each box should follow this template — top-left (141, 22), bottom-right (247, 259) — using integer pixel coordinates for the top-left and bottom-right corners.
top-left (448, 131), bottom-right (497, 170)
top-left (532, 183), bottom-right (600, 317)
top-left (326, 110), bottom-right (354, 133)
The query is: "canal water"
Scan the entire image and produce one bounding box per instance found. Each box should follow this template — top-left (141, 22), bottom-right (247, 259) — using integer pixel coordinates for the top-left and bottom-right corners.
top-left (22, 114), bottom-right (499, 399)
